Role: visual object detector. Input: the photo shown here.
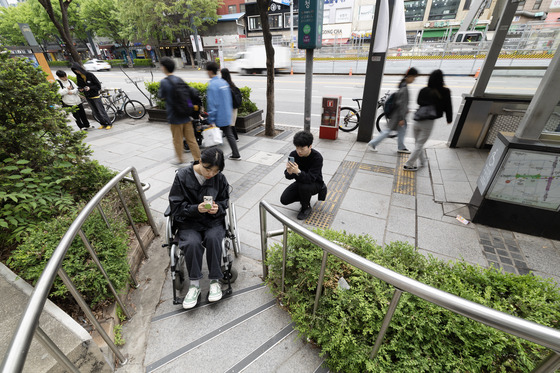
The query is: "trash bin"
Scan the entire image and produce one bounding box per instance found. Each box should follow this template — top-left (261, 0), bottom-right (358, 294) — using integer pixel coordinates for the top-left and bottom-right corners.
top-left (320, 96), bottom-right (341, 140)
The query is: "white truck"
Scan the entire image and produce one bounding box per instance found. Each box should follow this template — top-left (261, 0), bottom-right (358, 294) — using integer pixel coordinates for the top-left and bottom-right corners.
top-left (229, 45), bottom-right (291, 74)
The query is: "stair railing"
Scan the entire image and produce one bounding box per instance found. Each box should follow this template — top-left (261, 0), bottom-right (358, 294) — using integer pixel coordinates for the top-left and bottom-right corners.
top-left (1, 167), bottom-right (159, 373)
top-left (259, 200), bottom-right (560, 372)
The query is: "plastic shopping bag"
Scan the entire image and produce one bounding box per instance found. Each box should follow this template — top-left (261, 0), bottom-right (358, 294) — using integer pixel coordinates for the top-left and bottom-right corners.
top-left (201, 126), bottom-right (223, 148)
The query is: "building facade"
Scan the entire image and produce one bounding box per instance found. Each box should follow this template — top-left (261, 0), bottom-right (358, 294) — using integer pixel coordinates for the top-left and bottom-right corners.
top-left (218, 0), bottom-right (247, 15)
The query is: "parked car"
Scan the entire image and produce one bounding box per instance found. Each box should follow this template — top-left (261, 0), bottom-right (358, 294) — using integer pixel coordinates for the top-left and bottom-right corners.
top-left (83, 59), bottom-right (111, 71)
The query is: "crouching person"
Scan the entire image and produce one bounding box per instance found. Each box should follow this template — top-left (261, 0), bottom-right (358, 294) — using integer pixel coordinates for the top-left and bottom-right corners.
top-left (168, 148), bottom-right (229, 309)
top-left (281, 131), bottom-right (327, 220)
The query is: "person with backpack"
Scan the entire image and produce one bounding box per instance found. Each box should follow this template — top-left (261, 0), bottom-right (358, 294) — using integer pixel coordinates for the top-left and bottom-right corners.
top-left (403, 69), bottom-right (453, 171)
top-left (206, 62), bottom-right (241, 161)
top-left (55, 70), bottom-right (91, 131)
top-left (368, 68), bottom-right (419, 153)
top-left (221, 68), bottom-right (241, 141)
top-left (158, 57), bottom-right (201, 164)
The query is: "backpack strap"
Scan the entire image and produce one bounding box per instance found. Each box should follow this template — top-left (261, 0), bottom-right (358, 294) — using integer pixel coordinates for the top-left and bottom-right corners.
top-left (56, 79), bottom-right (64, 89)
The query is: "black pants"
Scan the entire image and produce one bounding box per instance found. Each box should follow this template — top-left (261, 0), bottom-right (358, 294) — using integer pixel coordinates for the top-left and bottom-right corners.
top-left (64, 103), bottom-right (90, 129)
top-left (220, 126), bottom-right (240, 158)
top-left (281, 181), bottom-right (323, 209)
top-left (178, 225), bottom-right (225, 281)
top-left (87, 97), bottom-right (111, 126)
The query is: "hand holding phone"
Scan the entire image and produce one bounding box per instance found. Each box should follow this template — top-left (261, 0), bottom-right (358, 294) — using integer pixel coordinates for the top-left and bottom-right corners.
top-left (288, 156), bottom-right (295, 163)
top-left (203, 196), bottom-right (213, 210)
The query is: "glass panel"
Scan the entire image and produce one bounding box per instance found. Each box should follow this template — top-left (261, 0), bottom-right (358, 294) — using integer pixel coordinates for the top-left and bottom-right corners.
top-left (541, 102), bottom-right (560, 136)
top-left (428, 0), bottom-right (461, 20)
top-left (404, 0), bottom-right (427, 22)
top-left (284, 13), bottom-right (298, 28)
top-left (269, 14), bottom-right (283, 29)
top-left (248, 16), bottom-right (261, 31)
top-left (485, 67), bottom-right (547, 96)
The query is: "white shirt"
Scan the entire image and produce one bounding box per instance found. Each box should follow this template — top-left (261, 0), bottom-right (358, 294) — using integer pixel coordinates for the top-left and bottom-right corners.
top-left (57, 79), bottom-right (82, 106)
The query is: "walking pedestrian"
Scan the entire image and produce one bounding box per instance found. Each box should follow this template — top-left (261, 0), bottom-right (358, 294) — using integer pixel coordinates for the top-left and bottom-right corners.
top-left (158, 57), bottom-right (201, 164)
top-left (70, 63), bottom-right (112, 130)
top-left (220, 68), bottom-right (241, 141)
top-left (403, 69), bottom-right (453, 171)
top-left (368, 67), bottom-right (419, 153)
top-left (206, 62), bottom-right (241, 161)
top-left (55, 70), bottom-right (91, 131)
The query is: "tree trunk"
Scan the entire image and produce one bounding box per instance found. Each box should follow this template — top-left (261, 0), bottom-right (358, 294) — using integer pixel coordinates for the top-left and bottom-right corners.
top-left (38, 0), bottom-right (82, 63)
top-left (122, 44), bottom-right (134, 67)
top-left (257, 0), bottom-right (275, 137)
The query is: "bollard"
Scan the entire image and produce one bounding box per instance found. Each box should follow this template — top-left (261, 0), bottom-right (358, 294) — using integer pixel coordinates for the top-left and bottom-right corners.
top-left (349, 68), bottom-right (353, 76)
top-left (474, 68), bottom-right (480, 78)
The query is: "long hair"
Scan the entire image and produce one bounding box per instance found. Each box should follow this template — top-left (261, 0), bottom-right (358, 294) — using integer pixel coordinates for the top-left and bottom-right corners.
top-left (399, 67), bottom-right (418, 87)
top-left (221, 68), bottom-right (236, 88)
top-left (427, 69), bottom-right (445, 90)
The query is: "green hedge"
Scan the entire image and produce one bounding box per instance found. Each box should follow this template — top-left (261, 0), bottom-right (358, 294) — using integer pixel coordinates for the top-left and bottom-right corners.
top-left (133, 59), bottom-right (154, 67)
top-left (266, 230), bottom-right (560, 373)
top-left (144, 81), bottom-right (258, 116)
top-left (48, 60), bottom-right (70, 67)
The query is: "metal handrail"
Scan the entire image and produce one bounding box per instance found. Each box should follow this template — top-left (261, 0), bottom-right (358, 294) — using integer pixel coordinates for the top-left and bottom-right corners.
top-left (259, 200), bottom-right (560, 371)
top-left (1, 167), bottom-right (159, 373)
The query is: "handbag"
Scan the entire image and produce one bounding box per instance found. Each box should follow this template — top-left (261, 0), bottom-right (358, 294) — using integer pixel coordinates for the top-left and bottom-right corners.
top-left (414, 105), bottom-right (438, 121)
top-left (201, 126), bottom-right (223, 147)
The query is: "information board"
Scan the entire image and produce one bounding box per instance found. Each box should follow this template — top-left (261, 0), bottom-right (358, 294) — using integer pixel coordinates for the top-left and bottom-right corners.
top-left (487, 149), bottom-right (560, 211)
top-left (477, 136), bottom-right (507, 195)
top-left (298, 0), bottom-right (324, 49)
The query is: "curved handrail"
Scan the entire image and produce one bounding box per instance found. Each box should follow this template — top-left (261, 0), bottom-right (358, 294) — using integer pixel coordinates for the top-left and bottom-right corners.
top-left (1, 167), bottom-right (158, 373)
top-left (259, 200), bottom-right (560, 356)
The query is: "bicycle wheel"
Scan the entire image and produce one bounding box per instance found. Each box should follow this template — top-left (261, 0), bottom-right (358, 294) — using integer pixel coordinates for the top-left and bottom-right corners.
top-left (339, 107), bottom-right (360, 132)
top-left (92, 104), bottom-right (116, 125)
top-left (124, 100), bottom-right (146, 119)
top-left (375, 112), bottom-right (385, 133)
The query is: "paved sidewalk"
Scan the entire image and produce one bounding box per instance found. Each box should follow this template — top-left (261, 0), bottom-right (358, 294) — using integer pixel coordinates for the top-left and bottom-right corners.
top-left (83, 118), bottom-right (560, 285)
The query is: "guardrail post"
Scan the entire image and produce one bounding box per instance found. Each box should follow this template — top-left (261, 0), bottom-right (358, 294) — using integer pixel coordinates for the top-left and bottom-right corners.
top-left (35, 327), bottom-right (80, 373)
top-left (370, 288), bottom-right (403, 359)
top-left (58, 269), bottom-right (128, 365)
top-left (114, 185), bottom-right (149, 259)
top-left (281, 225), bottom-right (288, 293)
top-left (78, 229), bottom-right (132, 319)
top-left (313, 250), bottom-right (329, 316)
top-left (259, 204), bottom-right (268, 278)
top-left (97, 205), bottom-right (111, 229)
top-left (130, 168), bottom-right (159, 237)
top-left (531, 352), bottom-right (560, 373)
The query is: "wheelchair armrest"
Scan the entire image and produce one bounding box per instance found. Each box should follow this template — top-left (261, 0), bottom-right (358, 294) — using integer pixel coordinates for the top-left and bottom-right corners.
top-left (164, 206), bottom-right (171, 217)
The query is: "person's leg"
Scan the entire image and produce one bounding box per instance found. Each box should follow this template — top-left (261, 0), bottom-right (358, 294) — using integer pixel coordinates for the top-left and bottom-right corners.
top-left (182, 121), bottom-right (201, 161)
top-left (202, 225), bottom-right (226, 280)
top-left (280, 182), bottom-right (300, 206)
top-left (368, 129), bottom-right (391, 149)
top-left (397, 122), bottom-right (408, 151)
top-left (231, 108), bottom-right (239, 140)
top-left (76, 104), bottom-right (90, 128)
top-left (405, 120), bottom-right (434, 168)
top-left (297, 182), bottom-right (322, 209)
top-left (178, 229), bottom-right (204, 280)
top-left (70, 109), bottom-right (84, 129)
top-left (170, 124), bottom-right (184, 163)
top-left (89, 98), bottom-right (111, 127)
top-left (221, 125), bottom-right (240, 158)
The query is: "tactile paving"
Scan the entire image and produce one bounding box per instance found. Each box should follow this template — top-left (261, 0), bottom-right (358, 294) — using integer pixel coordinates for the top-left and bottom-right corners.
top-left (393, 154), bottom-right (416, 196)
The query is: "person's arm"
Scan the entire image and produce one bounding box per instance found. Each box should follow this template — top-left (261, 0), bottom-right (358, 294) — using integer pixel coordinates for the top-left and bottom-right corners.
top-left (57, 81), bottom-right (69, 97)
top-left (169, 171), bottom-right (201, 220)
top-left (295, 153), bottom-right (323, 184)
top-left (158, 79), bottom-right (167, 100)
top-left (206, 82), bottom-right (217, 125)
top-left (211, 176), bottom-right (230, 218)
top-left (88, 73), bottom-right (102, 92)
top-left (394, 86), bottom-right (408, 123)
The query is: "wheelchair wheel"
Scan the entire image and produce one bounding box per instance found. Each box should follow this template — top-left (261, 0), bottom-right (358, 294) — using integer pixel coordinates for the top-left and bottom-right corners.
top-left (220, 267), bottom-right (238, 284)
top-left (173, 255), bottom-right (185, 291)
top-left (229, 202), bottom-right (241, 257)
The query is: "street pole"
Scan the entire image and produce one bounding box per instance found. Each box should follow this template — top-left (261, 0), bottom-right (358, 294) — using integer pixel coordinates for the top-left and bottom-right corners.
top-left (290, 1), bottom-right (294, 49)
top-left (304, 48), bottom-right (314, 132)
top-left (192, 16), bottom-right (201, 67)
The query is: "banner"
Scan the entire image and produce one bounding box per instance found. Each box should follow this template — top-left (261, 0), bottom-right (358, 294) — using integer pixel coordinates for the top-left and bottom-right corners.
top-left (373, 0), bottom-right (407, 53)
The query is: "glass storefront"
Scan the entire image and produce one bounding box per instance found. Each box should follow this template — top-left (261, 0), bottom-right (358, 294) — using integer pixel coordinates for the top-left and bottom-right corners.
top-left (404, 0), bottom-right (427, 22)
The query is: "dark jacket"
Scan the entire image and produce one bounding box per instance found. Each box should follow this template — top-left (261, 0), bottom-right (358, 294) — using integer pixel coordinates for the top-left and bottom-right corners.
top-left (388, 81), bottom-right (409, 130)
top-left (158, 75), bottom-right (192, 125)
top-left (284, 149), bottom-right (324, 185)
top-left (71, 63), bottom-right (102, 99)
top-left (417, 86), bottom-right (453, 123)
top-left (169, 164), bottom-right (229, 231)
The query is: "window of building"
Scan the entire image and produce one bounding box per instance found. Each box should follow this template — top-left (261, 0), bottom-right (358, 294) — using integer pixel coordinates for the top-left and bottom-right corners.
top-left (228, 5), bottom-right (237, 13)
top-left (533, 0), bottom-right (543, 10)
top-left (284, 13), bottom-right (298, 28)
top-left (248, 16), bottom-right (262, 31)
top-left (428, 0), bottom-right (461, 20)
top-left (239, 4), bottom-right (245, 13)
top-left (269, 13), bottom-right (283, 29)
top-left (404, 0), bottom-right (427, 22)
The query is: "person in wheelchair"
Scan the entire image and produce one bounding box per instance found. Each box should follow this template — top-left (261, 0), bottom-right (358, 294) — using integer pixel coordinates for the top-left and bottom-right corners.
top-left (168, 147), bottom-right (229, 309)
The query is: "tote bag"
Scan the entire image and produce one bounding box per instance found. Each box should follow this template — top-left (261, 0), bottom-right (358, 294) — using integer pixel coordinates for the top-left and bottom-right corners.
top-left (201, 126), bottom-right (223, 147)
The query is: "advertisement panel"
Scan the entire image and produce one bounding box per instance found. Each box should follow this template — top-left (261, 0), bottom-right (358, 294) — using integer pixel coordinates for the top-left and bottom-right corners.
top-left (323, 0), bottom-right (355, 24)
top-left (298, 0), bottom-right (325, 49)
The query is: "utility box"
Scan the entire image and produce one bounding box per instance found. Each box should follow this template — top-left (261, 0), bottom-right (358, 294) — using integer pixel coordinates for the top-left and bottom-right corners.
top-left (320, 96), bottom-right (341, 140)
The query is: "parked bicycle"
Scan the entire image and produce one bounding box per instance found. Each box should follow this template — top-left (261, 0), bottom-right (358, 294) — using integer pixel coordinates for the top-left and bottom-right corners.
top-left (93, 88), bottom-right (146, 124)
top-left (339, 92), bottom-right (392, 134)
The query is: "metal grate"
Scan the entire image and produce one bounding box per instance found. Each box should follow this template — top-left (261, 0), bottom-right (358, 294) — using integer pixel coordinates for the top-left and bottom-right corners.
top-left (485, 115), bottom-right (522, 145)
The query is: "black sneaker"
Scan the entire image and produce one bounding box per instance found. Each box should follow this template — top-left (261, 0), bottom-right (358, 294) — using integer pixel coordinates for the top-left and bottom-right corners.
top-left (297, 206), bottom-right (312, 220)
top-left (228, 155), bottom-right (242, 161)
top-left (318, 184), bottom-right (327, 201)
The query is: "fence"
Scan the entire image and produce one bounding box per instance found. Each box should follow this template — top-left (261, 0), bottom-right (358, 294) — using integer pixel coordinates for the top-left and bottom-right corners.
top-left (1, 167), bottom-right (159, 373)
top-left (259, 200), bottom-right (560, 371)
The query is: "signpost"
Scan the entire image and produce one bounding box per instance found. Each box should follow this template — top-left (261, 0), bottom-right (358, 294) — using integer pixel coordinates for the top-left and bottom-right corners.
top-left (298, 0), bottom-right (324, 132)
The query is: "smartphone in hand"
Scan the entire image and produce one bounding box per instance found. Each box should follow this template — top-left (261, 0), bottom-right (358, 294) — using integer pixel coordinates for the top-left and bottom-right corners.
top-left (288, 156), bottom-right (295, 163)
top-left (203, 196), bottom-right (213, 210)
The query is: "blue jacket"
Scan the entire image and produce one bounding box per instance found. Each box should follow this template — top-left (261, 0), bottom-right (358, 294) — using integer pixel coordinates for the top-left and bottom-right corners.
top-left (158, 75), bottom-right (191, 125)
top-left (207, 76), bottom-right (232, 127)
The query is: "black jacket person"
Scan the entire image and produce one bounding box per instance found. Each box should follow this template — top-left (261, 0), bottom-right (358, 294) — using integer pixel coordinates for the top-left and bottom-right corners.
top-left (71, 63), bottom-right (112, 129)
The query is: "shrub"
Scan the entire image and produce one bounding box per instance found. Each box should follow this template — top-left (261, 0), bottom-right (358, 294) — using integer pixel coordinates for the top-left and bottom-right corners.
top-left (266, 230), bottom-right (560, 373)
top-left (133, 59), bottom-right (154, 67)
top-left (108, 59), bottom-right (125, 66)
top-left (238, 87), bottom-right (258, 116)
top-left (48, 60), bottom-right (70, 67)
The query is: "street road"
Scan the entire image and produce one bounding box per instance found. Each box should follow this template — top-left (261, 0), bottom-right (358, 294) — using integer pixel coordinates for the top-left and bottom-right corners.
top-left (68, 66), bottom-right (543, 143)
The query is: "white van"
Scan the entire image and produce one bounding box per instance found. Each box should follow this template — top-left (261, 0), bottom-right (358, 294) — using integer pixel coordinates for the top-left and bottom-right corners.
top-left (229, 46), bottom-right (291, 74)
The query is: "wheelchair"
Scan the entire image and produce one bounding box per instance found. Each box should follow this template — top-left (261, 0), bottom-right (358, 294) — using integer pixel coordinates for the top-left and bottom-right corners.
top-left (163, 200), bottom-right (241, 305)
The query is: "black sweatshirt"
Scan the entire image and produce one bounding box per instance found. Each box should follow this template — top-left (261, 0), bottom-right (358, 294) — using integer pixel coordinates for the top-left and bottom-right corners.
top-left (284, 149), bottom-right (324, 184)
top-left (417, 86), bottom-right (453, 123)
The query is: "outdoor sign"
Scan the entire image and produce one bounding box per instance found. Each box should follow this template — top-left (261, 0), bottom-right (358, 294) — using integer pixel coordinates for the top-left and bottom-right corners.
top-left (18, 23), bottom-right (38, 47)
top-left (550, 0), bottom-right (560, 9)
top-left (298, 0), bottom-right (324, 49)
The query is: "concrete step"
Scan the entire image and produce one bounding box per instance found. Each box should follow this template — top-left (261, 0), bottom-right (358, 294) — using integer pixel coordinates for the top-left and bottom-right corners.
top-left (0, 262), bottom-right (111, 373)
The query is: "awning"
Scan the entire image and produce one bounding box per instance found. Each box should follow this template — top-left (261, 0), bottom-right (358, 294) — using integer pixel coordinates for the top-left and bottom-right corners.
top-left (98, 44), bottom-right (115, 49)
top-left (218, 12), bottom-right (245, 22)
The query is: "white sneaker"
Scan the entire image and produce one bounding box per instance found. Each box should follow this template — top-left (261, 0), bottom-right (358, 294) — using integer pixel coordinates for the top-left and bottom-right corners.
top-left (208, 280), bottom-right (223, 302)
top-left (182, 285), bottom-right (201, 309)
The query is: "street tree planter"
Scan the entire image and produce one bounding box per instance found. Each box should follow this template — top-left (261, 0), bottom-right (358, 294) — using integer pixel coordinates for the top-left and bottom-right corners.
top-left (147, 107), bottom-right (167, 122)
top-left (235, 109), bottom-right (264, 133)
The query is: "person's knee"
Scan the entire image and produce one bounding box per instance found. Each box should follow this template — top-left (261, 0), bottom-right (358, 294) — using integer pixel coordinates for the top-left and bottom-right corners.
top-left (298, 183), bottom-right (317, 196)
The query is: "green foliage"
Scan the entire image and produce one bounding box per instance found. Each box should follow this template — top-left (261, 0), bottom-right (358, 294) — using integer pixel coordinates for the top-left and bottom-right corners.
top-left (108, 59), bottom-right (125, 66)
top-left (116, 304), bottom-right (127, 322)
top-left (48, 61), bottom-right (70, 67)
top-left (133, 59), bottom-right (154, 67)
top-left (0, 1), bottom-right (55, 45)
top-left (144, 81), bottom-right (259, 115)
top-left (114, 324), bottom-right (125, 346)
top-left (8, 207), bottom-right (131, 306)
top-left (266, 230), bottom-right (560, 373)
